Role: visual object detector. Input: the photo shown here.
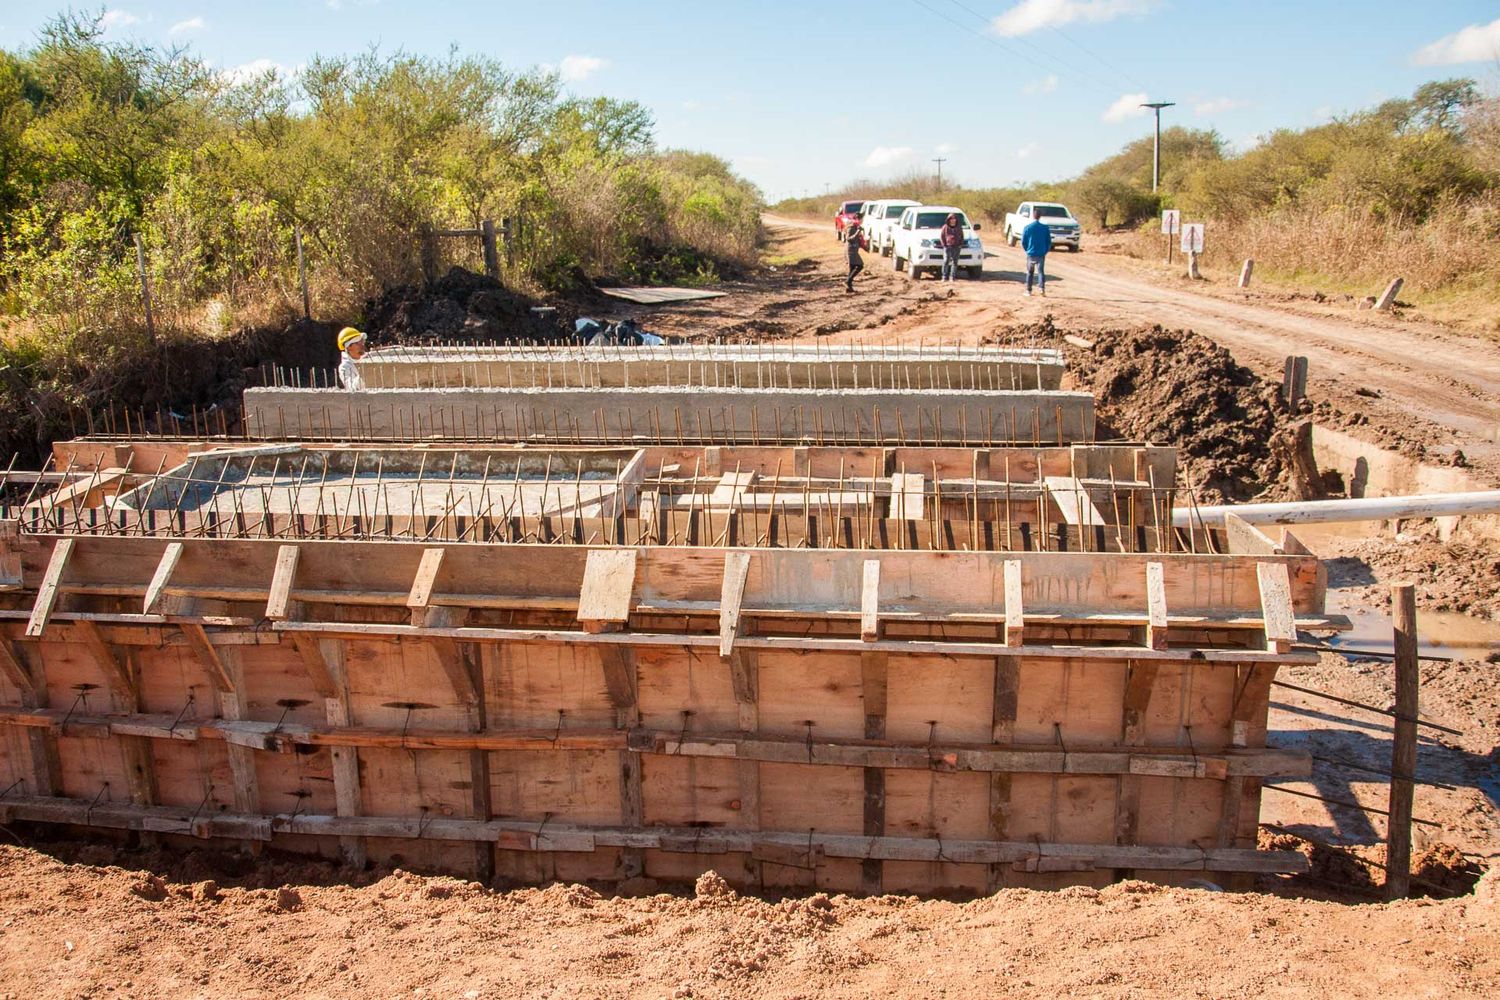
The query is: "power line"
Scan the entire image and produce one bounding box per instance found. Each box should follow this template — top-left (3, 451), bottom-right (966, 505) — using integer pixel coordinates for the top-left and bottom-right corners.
top-left (930, 0), bottom-right (1131, 100)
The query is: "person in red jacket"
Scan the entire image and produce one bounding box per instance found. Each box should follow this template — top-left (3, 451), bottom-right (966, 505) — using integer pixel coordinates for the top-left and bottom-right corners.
top-left (939, 213), bottom-right (965, 283)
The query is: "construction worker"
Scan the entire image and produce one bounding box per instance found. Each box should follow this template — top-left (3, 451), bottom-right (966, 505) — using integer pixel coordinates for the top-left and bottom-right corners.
top-left (336, 327), bottom-right (367, 390)
top-left (845, 217), bottom-right (864, 293)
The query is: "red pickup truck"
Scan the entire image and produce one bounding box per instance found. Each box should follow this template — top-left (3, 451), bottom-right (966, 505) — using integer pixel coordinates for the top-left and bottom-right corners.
top-left (833, 200), bottom-right (865, 242)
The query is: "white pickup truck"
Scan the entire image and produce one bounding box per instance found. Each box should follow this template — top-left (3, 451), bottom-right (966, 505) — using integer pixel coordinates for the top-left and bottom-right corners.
top-left (1003, 202), bottom-right (1082, 252)
top-left (890, 205), bottom-right (984, 279)
top-left (862, 198), bottom-right (919, 256)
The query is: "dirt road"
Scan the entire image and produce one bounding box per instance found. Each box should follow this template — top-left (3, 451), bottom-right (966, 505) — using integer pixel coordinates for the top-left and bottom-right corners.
top-left (757, 216), bottom-right (1500, 483)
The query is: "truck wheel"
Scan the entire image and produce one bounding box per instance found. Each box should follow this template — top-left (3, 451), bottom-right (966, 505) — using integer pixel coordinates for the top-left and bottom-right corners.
top-left (1007, 232), bottom-right (1018, 247)
top-left (893, 253), bottom-right (903, 272)
top-left (881, 243), bottom-right (891, 257)
top-left (908, 264), bottom-right (921, 281)
top-left (965, 267), bottom-right (982, 279)
top-left (1071, 245), bottom-right (1081, 252)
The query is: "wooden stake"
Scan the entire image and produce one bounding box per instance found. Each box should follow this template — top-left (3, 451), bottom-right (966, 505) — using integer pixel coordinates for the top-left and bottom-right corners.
top-left (1385, 582), bottom-right (1418, 901)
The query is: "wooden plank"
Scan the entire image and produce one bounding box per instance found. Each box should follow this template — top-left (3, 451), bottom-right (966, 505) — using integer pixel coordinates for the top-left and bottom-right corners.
top-left (427, 636), bottom-right (481, 709)
top-left (24, 538), bottom-right (75, 638)
top-left (1145, 561), bottom-right (1168, 651)
top-left (718, 550), bottom-right (751, 657)
top-left (988, 654), bottom-right (1019, 891)
top-left (577, 549), bottom-right (637, 633)
top-left (599, 645), bottom-right (638, 715)
top-left (180, 623), bottom-right (234, 693)
top-left (890, 473), bottom-right (924, 520)
top-left (319, 639), bottom-right (365, 869)
top-left (1003, 559), bottom-right (1024, 647)
top-left (709, 471), bottom-right (757, 506)
top-left (1224, 513), bottom-right (1282, 556)
top-left (0, 796), bottom-right (1310, 873)
top-left (265, 544), bottom-right (300, 621)
top-left (75, 620), bottom-right (135, 709)
top-left (1121, 661), bottom-right (1160, 746)
top-left (861, 650), bottom-right (888, 894)
top-left (0, 635), bottom-right (35, 702)
top-left (142, 542), bottom-right (184, 614)
top-left (405, 548), bottom-right (447, 620)
top-left (1044, 476), bottom-right (1105, 527)
top-left (860, 559), bottom-right (881, 642)
top-left (289, 633), bottom-right (338, 698)
top-left (1256, 561), bottom-right (1296, 653)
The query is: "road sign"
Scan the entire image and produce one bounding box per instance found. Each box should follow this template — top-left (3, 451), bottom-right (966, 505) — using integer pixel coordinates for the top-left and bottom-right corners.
top-left (1180, 222), bottom-right (1204, 253)
top-left (1161, 210), bottom-right (1180, 235)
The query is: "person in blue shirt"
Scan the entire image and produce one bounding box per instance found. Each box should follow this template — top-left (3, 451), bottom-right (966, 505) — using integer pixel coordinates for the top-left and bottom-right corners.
top-left (1020, 206), bottom-right (1052, 297)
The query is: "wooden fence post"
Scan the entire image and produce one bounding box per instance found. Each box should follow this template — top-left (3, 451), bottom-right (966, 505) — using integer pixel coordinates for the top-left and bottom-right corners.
top-left (295, 224), bottom-right (311, 320)
top-left (133, 233), bottom-right (156, 340)
top-left (420, 225), bottom-right (438, 285)
top-left (1385, 582), bottom-right (1418, 900)
top-left (480, 219), bottom-right (500, 280)
top-left (501, 217), bottom-right (514, 267)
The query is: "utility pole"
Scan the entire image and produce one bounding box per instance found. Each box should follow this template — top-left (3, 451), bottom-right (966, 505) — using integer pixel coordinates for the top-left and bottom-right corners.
top-left (932, 157), bottom-right (946, 192)
top-left (1139, 101), bottom-right (1175, 192)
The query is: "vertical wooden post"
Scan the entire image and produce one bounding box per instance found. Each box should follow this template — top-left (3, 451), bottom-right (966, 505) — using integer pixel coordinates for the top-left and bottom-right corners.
top-left (1238, 258), bottom-right (1254, 289)
top-left (295, 224), bottom-right (312, 320)
top-left (133, 233), bottom-right (155, 340)
top-left (501, 217), bottom-right (514, 267)
top-left (420, 225), bottom-right (438, 285)
top-left (481, 219), bottom-right (500, 280)
top-left (1385, 582), bottom-right (1418, 901)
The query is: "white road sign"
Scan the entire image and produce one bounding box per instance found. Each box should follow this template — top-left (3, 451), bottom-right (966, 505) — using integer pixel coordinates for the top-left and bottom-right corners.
top-left (1180, 222), bottom-right (1205, 253)
top-left (1161, 209), bottom-right (1180, 235)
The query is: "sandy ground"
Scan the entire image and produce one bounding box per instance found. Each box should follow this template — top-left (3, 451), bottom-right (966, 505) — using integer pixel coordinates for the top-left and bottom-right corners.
top-left (1, 217), bottom-right (1498, 999)
top-left (1, 847), bottom-right (1497, 1000)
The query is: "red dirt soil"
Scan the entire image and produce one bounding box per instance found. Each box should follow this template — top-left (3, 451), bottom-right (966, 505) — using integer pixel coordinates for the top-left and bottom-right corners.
top-left (1, 844), bottom-right (1497, 999)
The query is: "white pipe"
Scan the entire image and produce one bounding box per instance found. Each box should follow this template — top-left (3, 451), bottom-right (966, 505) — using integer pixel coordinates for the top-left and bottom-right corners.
top-left (1172, 490), bottom-right (1500, 528)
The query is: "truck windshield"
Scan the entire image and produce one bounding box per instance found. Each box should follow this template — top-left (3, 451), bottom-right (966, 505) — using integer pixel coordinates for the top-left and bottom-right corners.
top-left (1033, 205), bottom-right (1072, 219)
top-left (916, 212), bottom-right (967, 229)
top-left (884, 205), bottom-right (909, 218)
top-left (841, 202), bottom-right (864, 213)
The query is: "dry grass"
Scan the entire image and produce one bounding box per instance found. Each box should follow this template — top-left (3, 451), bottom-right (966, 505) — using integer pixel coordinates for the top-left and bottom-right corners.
top-left (1116, 193), bottom-right (1500, 333)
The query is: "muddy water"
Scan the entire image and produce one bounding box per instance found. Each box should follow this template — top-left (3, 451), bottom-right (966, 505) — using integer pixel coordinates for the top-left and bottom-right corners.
top-left (1290, 521), bottom-right (1500, 661)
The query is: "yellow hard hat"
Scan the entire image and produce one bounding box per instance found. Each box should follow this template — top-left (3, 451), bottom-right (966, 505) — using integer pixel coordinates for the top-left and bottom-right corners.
top-left (337, 327), bottom-right (366, 351)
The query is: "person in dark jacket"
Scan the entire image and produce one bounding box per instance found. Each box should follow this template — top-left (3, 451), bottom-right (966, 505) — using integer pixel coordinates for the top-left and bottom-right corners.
top-left (1020, 205), bottom-right (1052, 296)
top-left (939, 213), bottom-right (965, 283)
top-left (845, 218), bottom-right (864, 292)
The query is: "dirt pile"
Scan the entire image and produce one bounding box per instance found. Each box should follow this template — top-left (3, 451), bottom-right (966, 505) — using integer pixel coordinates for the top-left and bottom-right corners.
top-left (1329, 521), bottom-right (1500, 621)
top-left (363, 267), bottom-right (577, 344)
top-left (1057, 324), bottom-right (1301, 504)
top-left (2, 842), bottom-right (1497, 999)
top-left (1259, 828), bottom-right (1485, 899)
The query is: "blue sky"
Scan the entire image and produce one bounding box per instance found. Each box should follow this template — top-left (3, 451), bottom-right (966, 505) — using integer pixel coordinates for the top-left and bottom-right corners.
top-left (3, 1), bottom-right (1499, 200)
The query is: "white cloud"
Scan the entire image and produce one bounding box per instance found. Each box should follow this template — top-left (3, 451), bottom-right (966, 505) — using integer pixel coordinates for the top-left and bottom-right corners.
top-left (559, 54), bottom-right (608, 82)
top-left (169, 16), bottom-right (205, 36)
top-left (934, 142), bottom-right (957, 155)
top-left (864, 146), bottom-right (914, 168)
top-left (991, 0), bottom-right (1156, 38)
top-left (1412, 17), bottom-right (1500, 65)
top-left (1016, 142), bottom-right (1039, 160)
top-left (99, 9), bottom-right (139, 31)
top-left (1024, 74), bottom-right (1059, 95)
top-left (1193, 96), bottom-right (1248, 116)
top-left (1102, 92), bottom-right (1150, 123)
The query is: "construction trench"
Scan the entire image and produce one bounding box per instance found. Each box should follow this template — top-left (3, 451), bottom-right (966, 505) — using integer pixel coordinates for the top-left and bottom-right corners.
top-left (0, 343), bottom-right (1343, 894)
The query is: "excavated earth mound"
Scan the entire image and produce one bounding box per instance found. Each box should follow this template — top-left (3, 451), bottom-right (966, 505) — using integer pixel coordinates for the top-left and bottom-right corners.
top-left (1058, 324), bottom-right (1301, 504)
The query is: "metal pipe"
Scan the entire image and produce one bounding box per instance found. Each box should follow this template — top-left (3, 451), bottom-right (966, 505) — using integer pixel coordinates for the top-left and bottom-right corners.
top-left (1172, 490), bottom-right (1500, 529)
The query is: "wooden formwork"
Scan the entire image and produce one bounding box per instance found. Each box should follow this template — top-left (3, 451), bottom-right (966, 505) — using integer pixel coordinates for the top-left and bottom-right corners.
top-left (0, 520), bottom-right (1324, 892)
